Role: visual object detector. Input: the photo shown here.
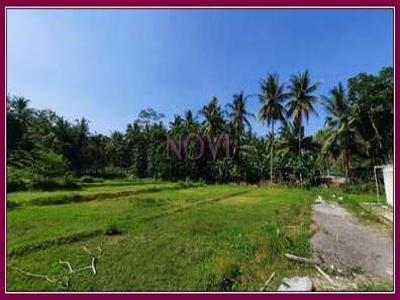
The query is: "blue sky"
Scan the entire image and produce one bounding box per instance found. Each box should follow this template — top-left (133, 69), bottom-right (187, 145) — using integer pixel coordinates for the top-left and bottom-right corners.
top-left (7, 9), bottom-right (393, 136)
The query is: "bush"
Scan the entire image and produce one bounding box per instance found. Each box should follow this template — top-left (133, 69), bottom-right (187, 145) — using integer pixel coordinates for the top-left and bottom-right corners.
top-left (79, 175), bottom-right (94, 183)
top-left (32, 148), bottom-right (69, 177)
top-left (7, 149), bottom-right (77, 192)
top-left (7, 167), bottom-right (33, 192)
top-left (29, 175), bottom-right (79, 191)
top-left (78, 175), bottom-right (104, 183)
top-left (177, 177), bottom-right (203, 189)
top-left (126, 173), bottom-right (139, 181)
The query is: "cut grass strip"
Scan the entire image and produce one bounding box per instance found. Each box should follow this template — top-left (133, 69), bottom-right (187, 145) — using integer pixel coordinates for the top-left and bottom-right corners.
top-left (24, 183), bottom-right (203, 207)
top-left (7, 182), bottom-right (175, 205)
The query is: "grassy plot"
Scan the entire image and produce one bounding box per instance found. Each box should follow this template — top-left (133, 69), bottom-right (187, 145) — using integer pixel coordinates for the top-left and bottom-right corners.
top-left (7, 185), bottom-right (242, 255)
top-left (7, 182), bottom-right (317, 291)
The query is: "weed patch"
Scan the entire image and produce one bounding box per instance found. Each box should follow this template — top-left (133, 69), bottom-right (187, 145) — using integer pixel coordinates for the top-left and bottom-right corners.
top-left (215, 256), bottom-right (243, 291)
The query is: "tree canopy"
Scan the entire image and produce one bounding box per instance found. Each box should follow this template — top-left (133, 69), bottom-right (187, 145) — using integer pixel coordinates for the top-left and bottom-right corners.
top-left (7, 66), bottom-right (393, 190)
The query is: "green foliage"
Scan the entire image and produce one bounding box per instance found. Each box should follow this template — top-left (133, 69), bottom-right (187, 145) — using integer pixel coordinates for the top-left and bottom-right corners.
top-left (176, 177), bottom-right (205, 189)
top-left (348, 67), bottom-right (394, 173)
top-left (7, 167), bottom-right (79, 192)
top-left (79, 175), bottom-right (104, 183)
top-left (7, 66), bottom-right (393, 186)
top-left (7, 167), bottom-right (33, 192)
top-left (29, 175), bottom-right (79, 191)
top-left (31, 148), bottom-right (69, 177)
top-left (286, 70), bottom-right (319, 141)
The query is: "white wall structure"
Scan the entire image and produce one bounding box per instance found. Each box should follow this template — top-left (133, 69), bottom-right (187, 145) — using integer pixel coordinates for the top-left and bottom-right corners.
top-left (383, 165), bottom-right (393, 206)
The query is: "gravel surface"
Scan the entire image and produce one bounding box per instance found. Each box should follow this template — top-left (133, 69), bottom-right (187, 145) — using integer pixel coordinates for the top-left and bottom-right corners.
top-left (311, 199), bottom-right (393, 282)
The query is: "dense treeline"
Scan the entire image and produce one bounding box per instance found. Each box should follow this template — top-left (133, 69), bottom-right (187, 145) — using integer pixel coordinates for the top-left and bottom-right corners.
top-left (7, 67), bottom-right (393, 191)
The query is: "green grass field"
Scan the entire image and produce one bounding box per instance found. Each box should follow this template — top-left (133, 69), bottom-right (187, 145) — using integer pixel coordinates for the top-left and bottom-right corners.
top-left (6, 181), bottom-right (380, 291)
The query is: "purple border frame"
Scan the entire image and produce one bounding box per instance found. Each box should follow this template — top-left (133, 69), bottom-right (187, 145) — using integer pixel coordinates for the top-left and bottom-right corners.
top-left (0, 4), bottom-right (396, 298)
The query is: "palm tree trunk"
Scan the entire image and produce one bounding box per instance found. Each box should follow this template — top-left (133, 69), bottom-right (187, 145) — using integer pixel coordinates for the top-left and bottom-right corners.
top-left (298, 129), bottom-right (301, 155)
top-left (298, 123), bottom-right (302, 183)
top-left (343, 133), bottom-right (350, 184)
top-left (343, 151), bottom-right (349, 184)
top-left (270, 122), bottom-right (274, 182)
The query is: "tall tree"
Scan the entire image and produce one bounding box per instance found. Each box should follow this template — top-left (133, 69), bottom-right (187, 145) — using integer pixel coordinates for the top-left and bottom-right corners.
top-left (322, 83), bottom-right (363, 182)
top-left (7, 96), bottom-right (33, 151)
top-left (348, 67), bottom-right (393, 165)
top-left (287, 70), bottom-right (319, 155)
top-left (107, 131), bottom-right (125, 171)
top-left (200, 97), bottom-right (225, 136)
top-left (74, 117), bottom-right (90, 173)
top-left (170, 115), bottom-right (184, 133)
top-left (183, 110), bottom-right (199, 133)
top-left (258, 73), bottom-right (288, 181)
top-left (226, 92), bottom-right (253, 171)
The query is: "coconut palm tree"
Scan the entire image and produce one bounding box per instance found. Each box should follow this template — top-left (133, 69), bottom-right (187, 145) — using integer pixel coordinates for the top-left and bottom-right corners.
top-left (107, 131), bottom-right (125, 170)
top-left (228, 92), bottom-right (252, 135)
top-left (7, 96), bottom-right (34, 150)
top-left (322, 83), bottom-right (364, 183)
top-left (275, 121), bottom-right (317, 182)
top-left (276, 121), bottom-right (299, 158)
top-left (170, 114), bottom-right (184, 131)
top-left (200, 97), bottom-right (225, 136)
top-left (75, 118), bottom-right (90, 142)
top-left (258, 73), bottom-right (288, 181)
top-left (53, 117), bottom-right (73, 157)
top-left (287, 70), bottom-right (319, 155)
top-left (183, 110), bottom-right (199, 133)
top-left (226, 92), bottom-right (253, 164)
top-left (11, 97), bottom-right (33, 124)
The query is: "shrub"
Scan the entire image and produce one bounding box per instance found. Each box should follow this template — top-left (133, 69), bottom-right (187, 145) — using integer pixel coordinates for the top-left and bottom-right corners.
top-left (7, 167), bottom-right (33, 192)
top-left (29, 175), bottom-right (79, 191)
top-left (126, 173), bottom-right (139, 181)
top-left (215, 257), bottom-right (242, 291)
top-left (199, 178), bottom-right (207, 186)
top-left (78, 176), bottom-right (104, 185)
top-left (62, 176), bottom-right (80, 189)
top-left (7, 153), bottom-right (77, 192)
top-left (32, 148), bottom-right (69, 177)
top-left (177, 177), bottom-right (198, 189)
top-left (79, 175), bottom-right (94, 183)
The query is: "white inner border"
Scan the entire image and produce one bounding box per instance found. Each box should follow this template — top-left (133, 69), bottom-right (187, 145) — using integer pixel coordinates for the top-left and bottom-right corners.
top-left (3, 5), bottom-right (396, 295)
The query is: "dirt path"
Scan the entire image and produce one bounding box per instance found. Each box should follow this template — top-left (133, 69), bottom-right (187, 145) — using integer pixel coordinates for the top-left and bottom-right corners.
top-left (311, 199), bottom-right (393, 283)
